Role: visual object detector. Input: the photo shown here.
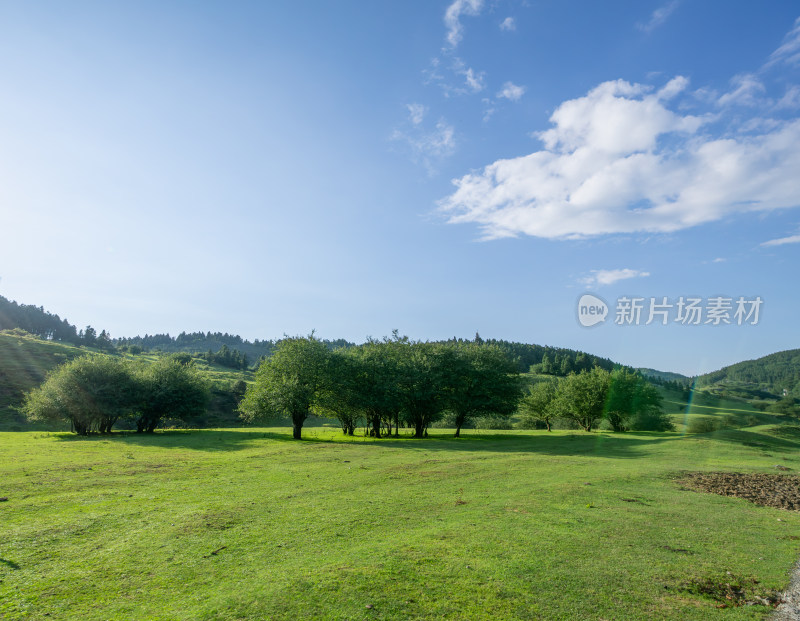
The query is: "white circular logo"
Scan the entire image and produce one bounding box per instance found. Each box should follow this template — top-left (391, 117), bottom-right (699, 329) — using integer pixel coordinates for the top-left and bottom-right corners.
top-left (577, 294), bottom-right (608, 327)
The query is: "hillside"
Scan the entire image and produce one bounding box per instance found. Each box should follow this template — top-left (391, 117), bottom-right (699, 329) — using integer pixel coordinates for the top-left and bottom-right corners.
top-left (0, 329), bottom-right (88, 429)
top-left (695, 348), bottom-right (800, 400)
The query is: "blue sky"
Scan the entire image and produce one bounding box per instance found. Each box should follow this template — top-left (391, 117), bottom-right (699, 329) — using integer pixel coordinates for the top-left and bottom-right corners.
top-left (1, 1), bottom-right (799, 375)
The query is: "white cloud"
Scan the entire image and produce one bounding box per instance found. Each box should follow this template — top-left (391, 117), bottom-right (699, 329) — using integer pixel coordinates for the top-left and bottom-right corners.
top-left (767, 17), bottom-right (800, 67)
top-left (444, 0), bottom-right (484, 48)
top-left (439, 76), bottom-right (800, 240)
top-left (461, 66), bottom-right (485, 92)
top-left (497, 82), bottom-right (526, 101)
top-left (760, 233), bottom-right (800, 247)
top-left (392, 119), bottom-right (456, 174)
top-left (500, 17), bottom-right (516, 31)
top-left (777, 86), bottom-right (800, 110)
top-left (712, 257), bottom-right (727, 263)
top-left (406, 103), bottom-right (427, 125)
top-left (581, 269), bottom-right (650, 287)
top-left (636, 1), bottom-right (680, 33)
top-left (717, 73), bottom-right (766, 107)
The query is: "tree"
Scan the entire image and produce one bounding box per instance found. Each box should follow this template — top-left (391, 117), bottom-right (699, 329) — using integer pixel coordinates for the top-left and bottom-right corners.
top-left (23, 356), bottom-right (138, 435)
top-left (604, 369), bottom-right (639, 432)
top-left (316, 349), bottom-right (363, 436)
top-left (346, 341), bottom-right (403, 438)
top-left (238, 335), bottom-right (329, 439)
top-left (605, 369), bottom-right (673, 432)
top-left (519, 380), bottom-right (558, 431)
top-left (395, 342), bottom-right (451, 438)
top-left (82, 325), bottom-right (97, 347)
top-left (135, 356), bottom-right (209, 433)
top-left (541, 353), bottom-right (553, 375)
top-left (552, 367), bottom-right (610, 432)
top-left (444, 342), bottom-right (521, 437)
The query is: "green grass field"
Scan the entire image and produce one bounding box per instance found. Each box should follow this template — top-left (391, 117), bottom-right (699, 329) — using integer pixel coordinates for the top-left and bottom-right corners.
top-left (2, 426), bottom-right (800, 620)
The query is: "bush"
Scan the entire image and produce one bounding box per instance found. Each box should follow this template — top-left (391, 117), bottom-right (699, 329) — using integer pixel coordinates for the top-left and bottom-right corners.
top-left (474, 415), bottom-right (514, 430)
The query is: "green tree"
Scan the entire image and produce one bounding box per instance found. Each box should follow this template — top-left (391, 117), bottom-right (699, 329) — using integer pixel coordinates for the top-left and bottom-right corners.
top-left (395, 342), bottom-right (450, 438)
top-left (519, 380), bottom-right (558, 431)
top-left (444, 342), bottom-right (521, 437)
top-left (135, 357), bottom-right (209, 433)
top-left (82, 325), bottom-right (97, 347)
top-left (605, 369), bottom-right (673, 432)
top-left (316, 349), bottom-right (363, 436)
top-left (239, 335), bottom-right (329, 439)
top-left (541, 353), bottom-right (553, 375)
top-left (348, 341), bottom-right (403, 438)
top-left (552, 367), bottom-right (610, 432)
top-left (23, 356), bottom-right (137, 435)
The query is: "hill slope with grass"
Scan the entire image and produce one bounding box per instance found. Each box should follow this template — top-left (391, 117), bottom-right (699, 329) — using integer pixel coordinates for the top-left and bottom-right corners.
top-left (695, 349), bottom-right (800, 401)
top-left (0, 329), bottom-right (90, 429)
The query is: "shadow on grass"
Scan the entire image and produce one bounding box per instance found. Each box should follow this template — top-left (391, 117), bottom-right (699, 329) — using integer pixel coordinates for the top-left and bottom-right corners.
top-left (45, 426), bottom-right (694, 459)
top-left (48, 423), bottom-right (800, 459)
top-left (0, 558), bottom-right (21, 570)
top-left (694, 427), bottom-right (800, 454)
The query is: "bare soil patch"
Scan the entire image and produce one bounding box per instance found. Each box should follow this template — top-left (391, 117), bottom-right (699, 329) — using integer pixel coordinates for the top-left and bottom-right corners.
top-left (680, 472), bottom-right (800, 511)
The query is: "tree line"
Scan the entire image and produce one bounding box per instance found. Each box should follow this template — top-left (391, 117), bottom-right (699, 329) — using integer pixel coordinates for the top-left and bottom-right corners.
top-left (518, 368), bottom-right (674, 432)
top-left (238, 334), bottom-right (522, 439)
top-left (237, 334), bottom-right (672, 439)
top-left (20, 333), bottom-right (674, 438)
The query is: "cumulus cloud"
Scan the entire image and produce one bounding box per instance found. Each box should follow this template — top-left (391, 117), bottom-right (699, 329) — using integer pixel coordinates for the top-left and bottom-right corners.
top-left (500, 17), bottom-right (516, 31)
top-left (760, 233), bottom-right (800, 247)
top-left (581, 269), bottom-right (650, 287)
top-left (439, 76), bottom-right (800, 240)
top-left (636, 0), bottom-right (680, 33)
top-left (444, 0), bottom-right (484, 48)
top-left (497, 82), bottom-right (526, 101)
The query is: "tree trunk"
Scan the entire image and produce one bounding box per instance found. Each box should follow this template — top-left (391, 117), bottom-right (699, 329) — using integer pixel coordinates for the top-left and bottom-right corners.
top-left (546, 421), bottom-right (551, 432)
top-left (371, 415), bottom-right (381, 439)
top-left (292, 422), bottom-right (303, 439)
top-left (454, 412), bottom-right (466, 438)
top-left (413, 420), bottom-right (425, 438)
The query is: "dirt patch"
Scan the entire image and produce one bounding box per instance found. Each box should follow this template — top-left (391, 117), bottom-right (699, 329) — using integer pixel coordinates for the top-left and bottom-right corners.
top-left (680, 472), bottom-right (800, 511)
top-left (676, 573), bottom-right (782, 609)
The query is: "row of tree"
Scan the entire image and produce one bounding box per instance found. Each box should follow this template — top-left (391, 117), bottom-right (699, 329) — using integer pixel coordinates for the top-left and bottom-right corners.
top-left (201, 344), bottom-right (250, 370)
top-left (23, 355), bottom-right (209, 435)
top-left (239, 335), bottom-right (522, 439)
top-left (0, 294), bottom-right (114, 349)
top-left (518, 368), bottom-right (674, 432)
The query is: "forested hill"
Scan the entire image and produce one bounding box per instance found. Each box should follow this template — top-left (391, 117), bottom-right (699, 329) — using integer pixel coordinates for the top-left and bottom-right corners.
top-left (450, 335), bottom-right (621, 375)
top-left (695, 349), bottom-right (800, 399)
top-left (116, 332), bottom-right (354, 364)
top-left (0, 294), bottom-right (86, 345)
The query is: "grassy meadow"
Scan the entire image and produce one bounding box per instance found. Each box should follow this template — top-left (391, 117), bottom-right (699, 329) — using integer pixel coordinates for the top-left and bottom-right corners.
top-left (2, 425), bottom-right (800, 620)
